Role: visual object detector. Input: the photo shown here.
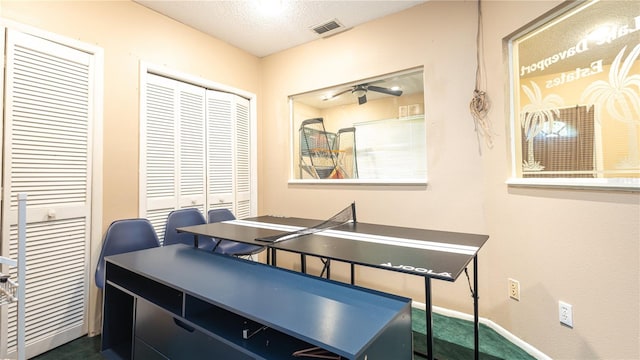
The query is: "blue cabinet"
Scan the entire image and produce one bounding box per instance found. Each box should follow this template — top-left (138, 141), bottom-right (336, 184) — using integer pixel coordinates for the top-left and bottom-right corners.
top-left (101, 245), bottom-right (412, 359)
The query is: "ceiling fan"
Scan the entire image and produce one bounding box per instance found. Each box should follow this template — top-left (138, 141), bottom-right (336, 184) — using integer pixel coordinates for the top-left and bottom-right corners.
top-left (325, 83), bottom-right (403, 105)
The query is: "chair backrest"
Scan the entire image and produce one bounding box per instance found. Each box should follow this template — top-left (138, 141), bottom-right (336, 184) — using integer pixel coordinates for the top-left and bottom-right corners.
top-left (208, 208), bottom-right (236, 223)
top-left (164, 208), bottom-right (211, 248)
top-left (95, 218), bottom-right (160, 288)
top-left (207, 208), bottom-right (264, 256)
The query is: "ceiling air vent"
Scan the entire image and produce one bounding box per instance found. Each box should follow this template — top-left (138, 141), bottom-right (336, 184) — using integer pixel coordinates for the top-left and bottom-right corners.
top-left (310, 19), bottom-right (346, 37)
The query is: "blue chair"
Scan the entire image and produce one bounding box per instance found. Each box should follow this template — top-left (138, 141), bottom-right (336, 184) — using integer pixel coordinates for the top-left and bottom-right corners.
top-left (208, 209), bottom-right (265, 257)
top-left (163, 208), bottom-right (218, 251)
top-left (95, 218), bottom-right (161, 289)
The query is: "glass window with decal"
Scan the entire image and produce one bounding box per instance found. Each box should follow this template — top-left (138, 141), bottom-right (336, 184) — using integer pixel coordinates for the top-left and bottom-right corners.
top-left (507, 0), bottom-right (640, 190)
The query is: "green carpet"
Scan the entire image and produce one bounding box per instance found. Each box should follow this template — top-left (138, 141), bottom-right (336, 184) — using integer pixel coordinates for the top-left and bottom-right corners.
top-left (412, 307), bottom-right (536, 360)
top-left (32, 335), bottom-right (103, 360)
top-left (33, 309), bottom-right (536, 360)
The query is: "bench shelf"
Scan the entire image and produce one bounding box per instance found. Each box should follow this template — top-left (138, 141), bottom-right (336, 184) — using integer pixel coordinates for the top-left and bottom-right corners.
top-left (101, 245), bottom-right (412, 360)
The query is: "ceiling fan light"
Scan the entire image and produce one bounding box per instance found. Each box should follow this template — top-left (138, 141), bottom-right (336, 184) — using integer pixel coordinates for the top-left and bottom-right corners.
top-left (352, 89), bottom-right (366, 98)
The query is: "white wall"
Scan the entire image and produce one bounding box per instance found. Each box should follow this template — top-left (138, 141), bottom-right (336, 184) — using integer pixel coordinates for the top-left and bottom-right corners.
top-left (2, 0), bottom-right (638, 358)
top-left (0, 0), bottom-right (261, 336)
top-left (259, 1), bottom-right (640, 359)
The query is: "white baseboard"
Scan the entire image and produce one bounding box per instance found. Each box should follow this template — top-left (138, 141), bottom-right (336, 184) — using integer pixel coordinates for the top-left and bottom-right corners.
top-left (411, 301), bottom-right (551, 360)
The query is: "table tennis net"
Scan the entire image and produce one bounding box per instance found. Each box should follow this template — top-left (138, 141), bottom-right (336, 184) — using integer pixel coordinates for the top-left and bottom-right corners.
top-left (256, 202), bottom-right (356, 243)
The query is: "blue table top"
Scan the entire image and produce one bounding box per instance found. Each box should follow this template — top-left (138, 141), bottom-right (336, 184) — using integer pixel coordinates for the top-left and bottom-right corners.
top-left (106, 245), bottom-right (411, 358)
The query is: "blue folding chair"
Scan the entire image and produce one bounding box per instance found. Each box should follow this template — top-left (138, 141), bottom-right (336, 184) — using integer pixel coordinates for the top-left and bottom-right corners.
top-left (208, 209), bottom-right (265, 257)
top-left (95, 218), bottom-right (161, 289)
top-left (163, 208), bottom-right (218, 251)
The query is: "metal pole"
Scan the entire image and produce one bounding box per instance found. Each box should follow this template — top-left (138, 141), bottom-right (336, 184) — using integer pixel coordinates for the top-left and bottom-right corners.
top-left (350, 263), bottom-right (355, 285)
top-left (17, 193), bottom-right (27, 360)
top-left (425, 276), bottom-right (434, 360)
top-left (474, 255), bottom-right (479, 360)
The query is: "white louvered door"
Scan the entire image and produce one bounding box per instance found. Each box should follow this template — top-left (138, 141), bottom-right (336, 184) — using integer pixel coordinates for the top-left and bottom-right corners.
top-left (206, 91), bottom-right (251, 218)
top-left (1, 29), bottom-right (94, 358)
top-left (141, 74), bottom-right (206, 239)
top-left (233, 96), bottom-right (252, 219)
top-left (206, 91), bottom-right (235, 213)
top-left (141, 74), bottom-right (177, 238)
top-left (141, 72), bottom-right (255, 232)
top-left (177, 82), bottom-right (206, 213)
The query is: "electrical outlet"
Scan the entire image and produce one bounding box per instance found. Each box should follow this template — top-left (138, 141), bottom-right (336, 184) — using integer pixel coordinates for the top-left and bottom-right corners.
top-left (508, 278), bottom-right (520, 301)
top-left (559, 301), bottom-right (573, 327)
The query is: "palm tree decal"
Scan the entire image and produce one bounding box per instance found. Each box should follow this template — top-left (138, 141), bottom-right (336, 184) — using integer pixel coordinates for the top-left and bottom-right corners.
top-left (520, 81), bottom-right (564, 170)
top-left (581, 43), bottom-right (640, 169)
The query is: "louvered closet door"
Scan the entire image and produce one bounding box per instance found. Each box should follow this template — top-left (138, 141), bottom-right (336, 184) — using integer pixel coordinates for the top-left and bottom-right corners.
top-left (177, 82), bottom-right (206, 212)
top-left (206, 91), bottom-right (235, 213)
top-left (234, 96), bottom-right (252, 219)
top-left (142, 74), bottom-right (177, 237)
top-left (142, 74), bottom-right (206, 239)
top-left (206, 92), bottom-right (252, 218)
top-left (1, 30), bottom-right (93, 358)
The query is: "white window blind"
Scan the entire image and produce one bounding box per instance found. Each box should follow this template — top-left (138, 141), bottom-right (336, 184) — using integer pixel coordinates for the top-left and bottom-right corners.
top-left (354, 115), bottom-right (426, 180)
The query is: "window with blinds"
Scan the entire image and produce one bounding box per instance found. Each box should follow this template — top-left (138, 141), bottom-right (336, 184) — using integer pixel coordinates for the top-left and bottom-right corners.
top-left (354, 115), bottom-right (426, 180)
top-left (507, 0), bottom-right (639, 189)
top-left (521, 105), bottom-right (595, 178)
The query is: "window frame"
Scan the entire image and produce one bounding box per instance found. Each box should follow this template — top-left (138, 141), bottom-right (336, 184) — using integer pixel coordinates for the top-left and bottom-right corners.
top-left (287, 67), bottom-right (428, 186)
top-left (505, 0), bottom-right (640, 191)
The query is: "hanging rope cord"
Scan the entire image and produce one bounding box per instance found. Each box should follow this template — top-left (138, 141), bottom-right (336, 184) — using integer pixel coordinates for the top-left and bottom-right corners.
top-left (469, 0), bottom-right (493, 152)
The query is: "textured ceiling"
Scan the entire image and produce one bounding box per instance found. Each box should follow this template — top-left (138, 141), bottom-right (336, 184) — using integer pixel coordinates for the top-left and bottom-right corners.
top-left (134, 0), bottom-right (427, 57)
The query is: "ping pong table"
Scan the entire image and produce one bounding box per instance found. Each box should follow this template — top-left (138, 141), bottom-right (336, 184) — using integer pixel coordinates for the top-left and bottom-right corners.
top-left (178, 215), bottom-right (488, 360)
